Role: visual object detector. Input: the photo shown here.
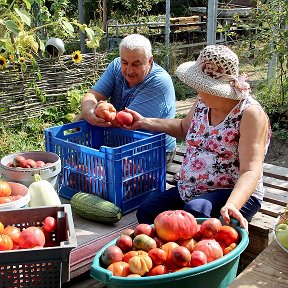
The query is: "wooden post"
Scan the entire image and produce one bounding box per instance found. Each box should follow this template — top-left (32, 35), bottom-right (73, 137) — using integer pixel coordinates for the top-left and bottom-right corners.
top-left (78, 0), bottom-right (86, 53)
top-left (102, 0), bottom-right (107, 33)
top-left (207, 0), bottom-right (218, 44)
top-left (165, 0), bottom-right (171, 72)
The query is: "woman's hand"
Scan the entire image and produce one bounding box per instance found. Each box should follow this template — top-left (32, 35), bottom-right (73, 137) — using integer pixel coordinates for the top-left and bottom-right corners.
top-left (122, 108), bottom-right (146, 130)
top-left (220, 202), bottom-right (249, 232)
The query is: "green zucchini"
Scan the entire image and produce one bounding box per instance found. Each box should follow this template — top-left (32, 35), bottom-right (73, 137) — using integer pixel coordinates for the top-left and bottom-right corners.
top-left (70, 192), bottom-right (122, 224)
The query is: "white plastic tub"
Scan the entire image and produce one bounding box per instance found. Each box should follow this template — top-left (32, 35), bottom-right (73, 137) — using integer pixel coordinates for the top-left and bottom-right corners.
top-left (0, 182), bottom-right (30, 210)
top-left (0, 151), bottom-right (61, 192)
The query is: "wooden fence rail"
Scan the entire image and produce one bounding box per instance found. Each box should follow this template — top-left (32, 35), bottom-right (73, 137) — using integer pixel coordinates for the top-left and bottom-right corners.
top-left (0, 53), bottom-right (108, 126)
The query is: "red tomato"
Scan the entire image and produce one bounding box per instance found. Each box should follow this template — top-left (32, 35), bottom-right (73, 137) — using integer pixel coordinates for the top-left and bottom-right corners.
top-left (107, 261), bottom-right (130, 277)
top-left (216, 226), bottom-right (239, 247)
top-left (190, 250), bottom-right (208, 267)
top-left (148, 247), bottom-right (167, 265)
top-left (43, 216), bottom-right (57, 232)
top-left (133, 223), bottom-right (154, 237)
top-left (146, 264), bottom-right (169, 276)
top-left (170, 246), bottom-right (191, 267)
top-left (154, 210), bottom-right (198, 242)
top-left (13, 155), bottom-right (26, 167)
top-left (115, 111), bottom-right (133, 126)
top-left (0, 181), bottom-right (12, 197)
top-left (0, 197), bottom-right (12, 204)
top-left (193, 239), bottom-right (223, 262)
top-left (0, 234), bottom-right (13, 251)
top-left (200, 218), bottom-right (222, 238)
top-left (18, 226), bottom-right (45, 249)
top-left (100, 245), bottom-right (124, 267)
top-left (116, 234), bottom-right (133, 252)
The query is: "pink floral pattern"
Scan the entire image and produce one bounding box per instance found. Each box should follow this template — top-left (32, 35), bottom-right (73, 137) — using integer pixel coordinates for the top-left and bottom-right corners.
top-left (178, 96), bottom-right (270, 202)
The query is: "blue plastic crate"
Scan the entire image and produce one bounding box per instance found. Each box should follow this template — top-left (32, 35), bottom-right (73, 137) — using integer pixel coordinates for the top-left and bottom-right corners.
top-left (45, 120), bottom-right (166, 214)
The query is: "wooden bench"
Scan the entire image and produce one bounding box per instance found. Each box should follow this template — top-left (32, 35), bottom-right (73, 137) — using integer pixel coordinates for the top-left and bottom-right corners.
top-left (167, 145), bottom-right (288, 267)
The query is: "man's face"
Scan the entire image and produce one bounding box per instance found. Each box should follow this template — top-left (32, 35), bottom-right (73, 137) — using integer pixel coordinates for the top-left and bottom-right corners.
top-left (120, 47), bottom-right (153, 87)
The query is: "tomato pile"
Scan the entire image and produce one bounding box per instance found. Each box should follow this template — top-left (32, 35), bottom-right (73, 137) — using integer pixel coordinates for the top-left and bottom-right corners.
top-left (0, 181), bottom-right (23, 204)
top-left (99, 210), bottom-right (240, 277)
top-left (0, 216), bottom-right (57, 251)
top-left (6, 155), bottom-right (53, 169)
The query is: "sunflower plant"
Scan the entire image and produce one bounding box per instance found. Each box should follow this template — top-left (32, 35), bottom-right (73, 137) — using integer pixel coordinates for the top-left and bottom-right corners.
top-left (71, 50), bottom-right (82, 63)
top-left (0, 0), bottom-right (103, 68)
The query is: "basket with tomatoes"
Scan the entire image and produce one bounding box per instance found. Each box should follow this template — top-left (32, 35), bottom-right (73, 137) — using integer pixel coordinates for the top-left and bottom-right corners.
top-left (0, 151), bottom-right (61, 191)
top-left (0, 181), bottom-right (30, 209)
top-left (0, 204), bottom-right (76, 288)
top-left (90, 210), bottom-right (249, 288)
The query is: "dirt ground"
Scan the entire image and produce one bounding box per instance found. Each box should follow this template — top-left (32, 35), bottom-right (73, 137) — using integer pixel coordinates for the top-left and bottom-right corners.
top-left (265, 136), bottom-right (288, 168)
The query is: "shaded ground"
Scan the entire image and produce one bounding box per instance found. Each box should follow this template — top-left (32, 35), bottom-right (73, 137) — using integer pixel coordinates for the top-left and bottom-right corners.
top-left (265, 136), bottom-right (288, 168)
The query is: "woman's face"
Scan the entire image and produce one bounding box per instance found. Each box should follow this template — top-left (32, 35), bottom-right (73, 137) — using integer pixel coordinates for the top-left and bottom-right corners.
top-left (198, 91), bottom-right (222, 108)
top-left (199, 91), bottom-right (239, 110)
top-left (120, 47), bottom-right (153, 87)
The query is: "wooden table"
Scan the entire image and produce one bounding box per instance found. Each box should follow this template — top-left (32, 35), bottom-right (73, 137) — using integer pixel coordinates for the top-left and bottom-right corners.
top-left (229, 239), bottom-right (288, 288)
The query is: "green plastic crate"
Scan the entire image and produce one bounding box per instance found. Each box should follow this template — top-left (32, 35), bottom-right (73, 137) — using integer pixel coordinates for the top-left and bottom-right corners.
top-left (90, 219), bottom-right (249, 288)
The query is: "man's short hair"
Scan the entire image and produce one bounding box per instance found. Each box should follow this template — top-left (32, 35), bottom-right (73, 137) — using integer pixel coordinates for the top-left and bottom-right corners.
top-left (119, 34), bottom-right (152, 59)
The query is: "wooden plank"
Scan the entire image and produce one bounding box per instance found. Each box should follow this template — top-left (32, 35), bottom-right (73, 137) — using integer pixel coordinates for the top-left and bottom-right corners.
top-left (263, 175), bottom-right (288, 191)
top-left (248, 212), bottom-right (275, 233)
top-left (263, 186), bottom-right (288, 206)
top-left (229, 240), bottom-right (288, 288)
top-left (263, 163), bottom-right (288, 180)
top-left (259, 201), bottom-right (285, 218)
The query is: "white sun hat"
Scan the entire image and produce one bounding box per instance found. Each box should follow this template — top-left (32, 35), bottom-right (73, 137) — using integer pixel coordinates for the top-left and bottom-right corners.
top-left (176, 45), bottom-right (251, 100)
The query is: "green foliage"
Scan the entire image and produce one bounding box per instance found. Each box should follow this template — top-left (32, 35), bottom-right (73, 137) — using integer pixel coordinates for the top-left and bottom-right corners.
top-left (234, 0), bottom-right (288, 137)
top-left (0, 0), bottom-right (104, 65)
top-left (255, 78), bottom-right (288, 138)
top-left (111, 0), bottom-right (165, 21)
top-left (38, 84), bottom-right (89, 124)
top-left (173, 76), bottom-right (197, 101)
top-left (0, 120), bottom-right (47, 158)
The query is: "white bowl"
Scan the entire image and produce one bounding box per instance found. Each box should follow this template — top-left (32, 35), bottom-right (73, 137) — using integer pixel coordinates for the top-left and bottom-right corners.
top-left (0, 182), bottom-right (30, 210)
top-left (273, 213), bottom-right (288, 254)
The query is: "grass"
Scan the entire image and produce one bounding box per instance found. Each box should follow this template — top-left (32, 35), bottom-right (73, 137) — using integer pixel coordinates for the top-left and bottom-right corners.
top-left (0, 121), bottom-right (47, 159)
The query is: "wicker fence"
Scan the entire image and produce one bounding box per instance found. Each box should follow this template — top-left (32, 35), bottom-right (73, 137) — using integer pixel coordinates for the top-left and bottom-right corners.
top-left (0, 52), bottom-right (109, 127)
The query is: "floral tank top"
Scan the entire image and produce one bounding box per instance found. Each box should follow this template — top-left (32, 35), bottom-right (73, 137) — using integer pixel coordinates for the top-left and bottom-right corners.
top-left (178, 96), bottom-right (270, 202)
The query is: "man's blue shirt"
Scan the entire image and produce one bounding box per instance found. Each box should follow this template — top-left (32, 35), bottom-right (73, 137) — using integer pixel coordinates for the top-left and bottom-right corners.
top-left (92, 57), bottom-right (176, 152)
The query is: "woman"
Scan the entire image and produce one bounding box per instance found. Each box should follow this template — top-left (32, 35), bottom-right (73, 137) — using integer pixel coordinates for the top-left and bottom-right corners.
top-left (124, 45), bottom-right (271, 231)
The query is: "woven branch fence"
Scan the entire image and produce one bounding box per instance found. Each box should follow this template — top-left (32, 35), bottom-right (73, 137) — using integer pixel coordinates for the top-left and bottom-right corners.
top-left (0, 52), bottom-right (109, 127)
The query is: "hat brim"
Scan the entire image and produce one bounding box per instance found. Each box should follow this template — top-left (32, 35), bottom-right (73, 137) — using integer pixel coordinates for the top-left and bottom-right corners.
top-left (176, 61), bottom-right (244, 100)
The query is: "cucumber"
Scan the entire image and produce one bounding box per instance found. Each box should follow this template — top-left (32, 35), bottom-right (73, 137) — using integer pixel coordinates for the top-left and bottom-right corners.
top-left (70, 192), bottom-right (122, 224)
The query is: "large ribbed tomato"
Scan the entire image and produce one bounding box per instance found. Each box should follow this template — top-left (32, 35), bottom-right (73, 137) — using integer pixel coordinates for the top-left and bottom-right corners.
top-left (129, 254), bottom-right (153, 276)
top-left (2, 226), bottom-right (21, 244)
top-left (18, 227), bottom-right (45, 249)
top-left (193, 239), bottom-right (223, 262)
top-left (107, 261), bottom-right (130, 277)
top-left (154, 210), bottom-right (198, 242)
top-left (0, 234), bottom-right (13, 251)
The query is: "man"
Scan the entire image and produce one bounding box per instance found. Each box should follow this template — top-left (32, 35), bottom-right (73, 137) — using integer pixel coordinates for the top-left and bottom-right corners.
top-left (75, 34), bottom-right (176, 162)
